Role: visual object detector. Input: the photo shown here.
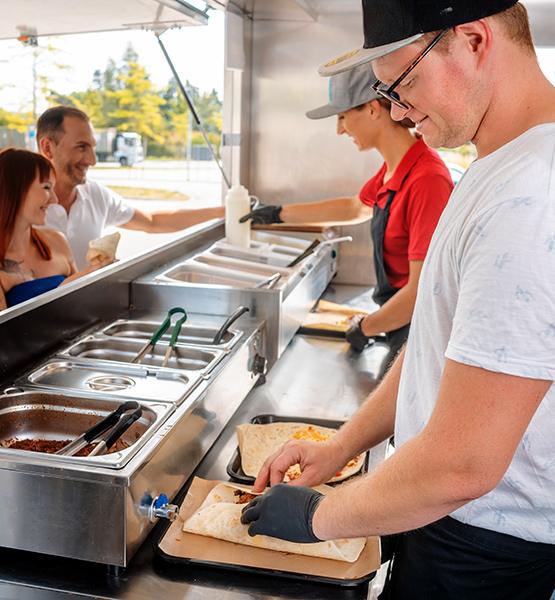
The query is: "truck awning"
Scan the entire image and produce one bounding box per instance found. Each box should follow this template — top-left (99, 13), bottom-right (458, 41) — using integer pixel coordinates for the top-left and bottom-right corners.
top-left (0, 0), bottom-right (209, 42)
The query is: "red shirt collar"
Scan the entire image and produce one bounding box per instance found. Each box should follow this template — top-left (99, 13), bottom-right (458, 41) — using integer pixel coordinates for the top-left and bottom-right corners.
top-left (384, 137), bottom-right (427, 192)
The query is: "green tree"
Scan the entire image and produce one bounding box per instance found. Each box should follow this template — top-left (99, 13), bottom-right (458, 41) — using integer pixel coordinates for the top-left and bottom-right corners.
top-left (103, 44), bottom-right (165, 148)
top-left (46, 42), bottom-right (223, 159)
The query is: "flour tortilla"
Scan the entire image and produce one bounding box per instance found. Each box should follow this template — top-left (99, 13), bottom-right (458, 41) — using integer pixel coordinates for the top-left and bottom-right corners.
top-left (301, 300), bottom-right (368, 332)
top-left (237, 422), bottom-right (365, 483)
top-left (85, 232), bottom-right (121, 264)
top-left (183, 482), bottom-right (366, 563)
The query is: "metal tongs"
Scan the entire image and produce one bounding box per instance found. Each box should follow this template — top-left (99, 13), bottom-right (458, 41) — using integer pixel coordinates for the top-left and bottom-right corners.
top-left (130, 307), bottom-right (187, 367)
top-left (88, 405), bottom-right (143, 456)
top-left (254, 273), bottom-right (281, 290)
top-left (56, 400), bottom-right (141, 456)
top-left (286, 235), bottom-right (353, 268)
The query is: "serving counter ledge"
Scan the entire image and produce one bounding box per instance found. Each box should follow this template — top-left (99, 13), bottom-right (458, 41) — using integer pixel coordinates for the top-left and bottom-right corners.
top-left (0, 284), bottom-right (388, 600)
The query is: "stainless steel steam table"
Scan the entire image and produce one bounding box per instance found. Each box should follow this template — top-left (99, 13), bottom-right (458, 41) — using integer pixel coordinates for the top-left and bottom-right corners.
top-left (0, 284), bottom-right (388, 600)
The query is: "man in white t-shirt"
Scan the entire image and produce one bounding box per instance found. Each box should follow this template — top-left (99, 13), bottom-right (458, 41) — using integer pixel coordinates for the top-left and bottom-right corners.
top-left (239, 1), bottom-right (555, 598)
top-left (37, 106), bottom-right (224, 269)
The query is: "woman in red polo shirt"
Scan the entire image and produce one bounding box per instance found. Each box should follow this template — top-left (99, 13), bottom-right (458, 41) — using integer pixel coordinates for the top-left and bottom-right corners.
top-left (241, 63), bottom-right (453, 378)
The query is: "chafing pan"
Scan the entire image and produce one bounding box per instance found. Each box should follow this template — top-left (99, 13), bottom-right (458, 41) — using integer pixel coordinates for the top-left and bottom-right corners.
top-left (60, 337), bottom-right (225, 373)
top-left (99, 319), bottom-right (243, 349)
top-left (0, 388), bottom-right (173, 469)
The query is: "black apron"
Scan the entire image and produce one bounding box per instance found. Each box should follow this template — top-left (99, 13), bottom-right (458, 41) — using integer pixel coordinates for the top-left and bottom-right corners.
top-left (371, 189), bottom-right (411, 374)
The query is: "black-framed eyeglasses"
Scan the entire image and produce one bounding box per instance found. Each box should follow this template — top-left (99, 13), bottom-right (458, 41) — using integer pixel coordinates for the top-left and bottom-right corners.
top-left (372, 28), bottom-right (450, 110)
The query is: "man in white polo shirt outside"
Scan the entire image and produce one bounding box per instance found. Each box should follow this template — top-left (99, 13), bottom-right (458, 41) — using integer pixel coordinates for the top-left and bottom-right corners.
top-left (37, 105), bottom-right (224, 269)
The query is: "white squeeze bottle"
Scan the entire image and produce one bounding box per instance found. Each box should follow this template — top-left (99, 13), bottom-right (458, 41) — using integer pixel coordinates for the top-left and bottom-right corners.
top-left (225, 184), bottom-right (251, 248)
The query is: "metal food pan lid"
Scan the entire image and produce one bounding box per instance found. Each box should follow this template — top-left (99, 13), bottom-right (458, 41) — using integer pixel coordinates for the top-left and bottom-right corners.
top-left (18, 360), bottom-right (204, 405)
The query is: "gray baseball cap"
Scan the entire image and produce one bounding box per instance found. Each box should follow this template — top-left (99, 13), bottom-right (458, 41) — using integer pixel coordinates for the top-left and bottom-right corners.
top-left (306, 63), bottom-right (380, 120)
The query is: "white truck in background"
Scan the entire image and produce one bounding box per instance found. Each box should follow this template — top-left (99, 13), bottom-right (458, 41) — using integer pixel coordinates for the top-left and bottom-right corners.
top-left (94, 128), bottom-right (144, 166)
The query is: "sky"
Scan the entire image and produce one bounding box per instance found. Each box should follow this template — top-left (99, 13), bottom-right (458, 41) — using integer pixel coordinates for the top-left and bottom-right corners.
top-left (0, 8), bottom-right (225, 114)
top-left (1, 9), bottom-right (555, 116)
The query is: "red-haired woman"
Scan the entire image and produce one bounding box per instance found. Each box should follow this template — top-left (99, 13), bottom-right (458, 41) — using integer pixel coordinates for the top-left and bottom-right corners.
top-left (0, 147), bottom-right (113, 310)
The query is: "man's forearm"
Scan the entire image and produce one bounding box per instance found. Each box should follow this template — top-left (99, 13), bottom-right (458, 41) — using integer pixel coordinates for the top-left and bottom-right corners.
top-left (123, 206), bottom-right (224, 233)
top-left (313, 359), bottom-right (551, 540)
top-left (332, 347), bottom-right (404, 460)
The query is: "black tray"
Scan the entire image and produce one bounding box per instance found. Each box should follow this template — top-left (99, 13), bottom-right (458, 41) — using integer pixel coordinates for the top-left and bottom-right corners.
top-left (297, 326), bottom-right (346, 339)
top-left (152, 473), bottom-right (377, 588)
top-left (227, 414), bottom-right (362, 484)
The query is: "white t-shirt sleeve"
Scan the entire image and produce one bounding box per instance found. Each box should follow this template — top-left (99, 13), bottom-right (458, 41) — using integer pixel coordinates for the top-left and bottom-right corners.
top-left (446, 196), bottom-right (555, 381)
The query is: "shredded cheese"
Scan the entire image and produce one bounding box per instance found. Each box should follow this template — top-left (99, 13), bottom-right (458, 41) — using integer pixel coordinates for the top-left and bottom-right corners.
top-left (291, 426), bottom-right (332, 443)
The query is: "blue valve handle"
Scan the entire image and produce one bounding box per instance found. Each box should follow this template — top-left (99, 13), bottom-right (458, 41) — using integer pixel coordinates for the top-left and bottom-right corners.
top-left (155, 494), bottom-right (168, 509)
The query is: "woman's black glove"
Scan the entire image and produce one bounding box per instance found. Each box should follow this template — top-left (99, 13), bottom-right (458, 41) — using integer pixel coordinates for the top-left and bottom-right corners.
top-left (346, 320), bottom-right (372, 351)
top-left (240, 484), bottom-right (324, 543)
top-left (239, 205), bottom-right (283, 224)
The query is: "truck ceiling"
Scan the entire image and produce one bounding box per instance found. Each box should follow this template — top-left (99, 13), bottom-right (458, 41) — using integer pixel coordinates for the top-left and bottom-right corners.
top-left (1, 1), bottom-right (553, 46)
top-left (0, 0), bottom-right (211, 41)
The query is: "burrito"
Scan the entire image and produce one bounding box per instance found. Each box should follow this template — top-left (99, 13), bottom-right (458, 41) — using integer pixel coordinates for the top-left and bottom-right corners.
top-left (236, 421), bottom-right (365, 483)
top-left (85, 232), bottom-right (121, 265)
top-left (183, 482), bottom-right (366, 563)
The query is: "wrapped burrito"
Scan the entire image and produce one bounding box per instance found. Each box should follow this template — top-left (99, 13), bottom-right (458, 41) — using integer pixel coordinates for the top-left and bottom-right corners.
top-left (183, 482), bottom-right (366, 563)
top-left (237, 421), bottom-right (365, 483)
top-left (85, 232), bottom-right (121, 265)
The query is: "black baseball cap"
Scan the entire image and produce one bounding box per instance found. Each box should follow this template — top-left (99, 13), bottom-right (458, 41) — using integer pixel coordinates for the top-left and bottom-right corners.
top-left (318, 0), bottom-right (519, 76)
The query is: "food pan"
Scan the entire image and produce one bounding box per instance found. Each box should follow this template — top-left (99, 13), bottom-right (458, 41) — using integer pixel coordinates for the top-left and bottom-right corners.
top-left (99, 319), bottom-right (243, 349)
top-left (60, 337), bottom-right (225, 374)
top-left (0, 388), bottom-right (172, 469)
top-left (209, 245), bottom-right (296, 265)
top-left (226, 414), bottom-right (367, 484)
top-left (21, 360), bottom-right (202, 404)
top-left (156, 262), bottom-right (269, 289)
top-left (250, 230), bottom-right (314, 251)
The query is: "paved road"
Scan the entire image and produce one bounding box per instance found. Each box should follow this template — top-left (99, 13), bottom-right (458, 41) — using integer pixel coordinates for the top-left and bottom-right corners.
top-left (87, 160), bottom-right (224, 260)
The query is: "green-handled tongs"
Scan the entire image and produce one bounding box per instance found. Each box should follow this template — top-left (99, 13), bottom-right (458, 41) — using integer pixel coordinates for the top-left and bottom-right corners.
top-left (130, 307), bottom-right (187, 367)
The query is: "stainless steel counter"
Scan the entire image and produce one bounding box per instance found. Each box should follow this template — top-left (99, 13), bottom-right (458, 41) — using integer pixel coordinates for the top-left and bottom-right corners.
top-left (0, 284), bottom-right (388, 600)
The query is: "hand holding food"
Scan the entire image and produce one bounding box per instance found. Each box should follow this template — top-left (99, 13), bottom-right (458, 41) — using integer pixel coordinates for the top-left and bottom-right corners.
top-left (182, 481), bottom-right (367, 563)
top-left (241, 483), bottom-right (324, 543)
top-left (252, 433), bottom-right (353, 493)
top-left (344, 313), bottom-right (366, 328)
top-left (345, 319), bottom-right (373, 351)
top-left (85, 232), bottom-right (121, 265)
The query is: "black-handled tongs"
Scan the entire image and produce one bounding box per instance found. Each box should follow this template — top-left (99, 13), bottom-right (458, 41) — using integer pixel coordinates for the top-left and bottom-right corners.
top-left (213, 306), bottom-right (249, 345)
top-left (286, 236), bottom-right (353, 268)
top-left (88, 406), bottom-right (143, 456)
top-left (56, 401), bottom-right (140, 456)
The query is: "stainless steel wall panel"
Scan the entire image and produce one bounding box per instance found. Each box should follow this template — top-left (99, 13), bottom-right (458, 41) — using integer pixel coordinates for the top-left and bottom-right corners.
top-left (226, 4), bottom-right (381, 284)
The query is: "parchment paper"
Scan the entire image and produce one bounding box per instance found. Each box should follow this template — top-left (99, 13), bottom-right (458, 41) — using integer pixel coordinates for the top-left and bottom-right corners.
top-left (158, 477), bottom-right (381, 583)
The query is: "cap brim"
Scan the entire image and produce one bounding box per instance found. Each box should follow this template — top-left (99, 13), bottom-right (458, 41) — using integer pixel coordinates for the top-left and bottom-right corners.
top-left (318, 34), bottom-right (424, 77)
top-left (306, 104), bottom-right (346, 120)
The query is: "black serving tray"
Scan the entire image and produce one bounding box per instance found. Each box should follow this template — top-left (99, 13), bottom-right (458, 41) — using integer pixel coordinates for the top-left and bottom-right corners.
top-left (152, 473), bottom-right (377, 588)
top-left (297, 326), bottom-right (347, 339)
top-left (227, 414), bottom-right (365, 484)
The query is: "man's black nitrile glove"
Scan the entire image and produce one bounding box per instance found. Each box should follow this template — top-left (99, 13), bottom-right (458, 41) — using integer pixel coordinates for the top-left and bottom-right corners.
top-left (240, 484), bottom-right (324, 543)
top-left (346, 320), bottom-right (372, 351)
top-left (239, 204), bottom-right (283, 225)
